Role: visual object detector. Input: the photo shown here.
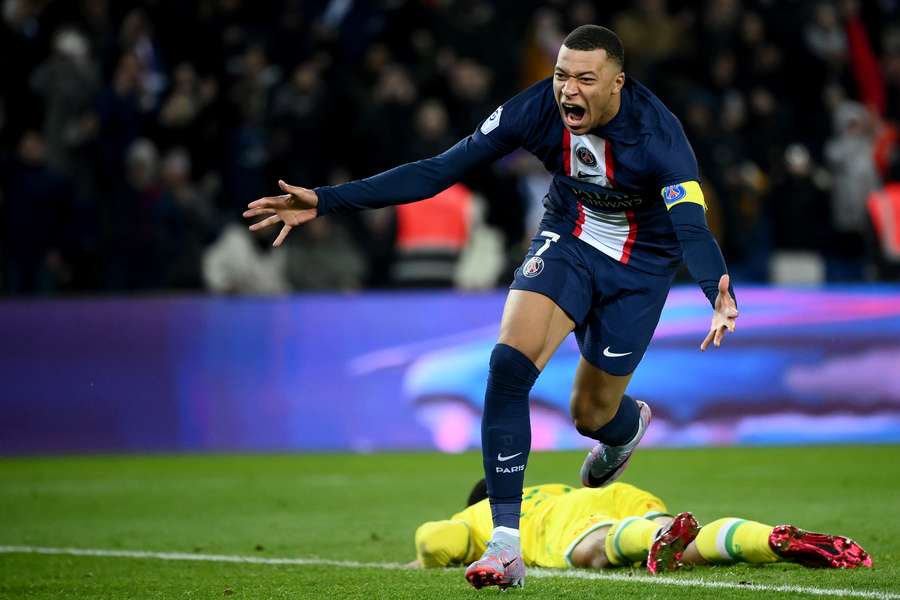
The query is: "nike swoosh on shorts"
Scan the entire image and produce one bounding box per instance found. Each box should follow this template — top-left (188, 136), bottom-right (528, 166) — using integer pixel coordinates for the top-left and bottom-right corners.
top-left (603, 347), bottom-right (633, 358)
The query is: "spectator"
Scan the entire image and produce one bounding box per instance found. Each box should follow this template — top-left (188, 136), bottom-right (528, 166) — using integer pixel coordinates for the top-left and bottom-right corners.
top-left (770, 144), bottom-right (831, 252)
top-left (154, 148), bottom-right (218, 289)
top-left (221, 47), bottom-right (273, 214)
top-left (883, 27), bottom-right (900, 122)
top-left (520, 9), bottom-right (565, 87)
top-left (356, 62), bottom-right (419, 170)
top-left (612, 0), bottom-right (689, 82)
top-left (0, 130), bottom-right (71, 294)
top-left (410, 99), bottom-right (455, 161)
top-left (445, 58), bottom-right (493, 137)
top-left (96, 52), bottom-right (142, 182)
top-left (805, 2), bottom-right (848, 67)
top-left (202, 222), bottom-right (289, 295)
top-left (117, 8), bottom-right (165, 112)
top-left (268, 59), bottom-right (331, 182)
top-left (158, 62), bottom-right (210, 147)
top-left (825, 101), bottom-right (881, 279)
top-left (392, 183), bottom-right (474, 288)
top-left (30, 27), bottom-right (100, 177)
top-left (104, 137), bottom-right (161, 290)
top-left (284, 217), bottom-right (366, 292)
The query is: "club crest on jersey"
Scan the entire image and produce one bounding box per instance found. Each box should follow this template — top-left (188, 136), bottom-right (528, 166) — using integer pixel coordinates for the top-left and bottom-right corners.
top-left (480, 106), bottom-right (503, 135)
top-left (575, 146), bottom-right (597, 167)
top-left (522, 256), bottom-right (544, 278)
top-left (663, 184), bottom-right (687, 206)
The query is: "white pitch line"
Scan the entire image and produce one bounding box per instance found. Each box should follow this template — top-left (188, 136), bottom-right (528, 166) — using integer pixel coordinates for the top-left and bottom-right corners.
top-left (0, 545), bottom-right (895, 600)
top-left (529, 567), bottom-right (899, 600)
top-left (0, 546), bottom-right (408, 570)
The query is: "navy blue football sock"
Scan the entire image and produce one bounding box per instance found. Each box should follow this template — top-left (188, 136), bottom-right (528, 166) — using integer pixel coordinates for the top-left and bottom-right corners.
top-left (490, 503), bottom-right (523, 536)
top-left (482, 343), bottom-right (539, 531)
top-left (586, 394), bottom-right (639, 446)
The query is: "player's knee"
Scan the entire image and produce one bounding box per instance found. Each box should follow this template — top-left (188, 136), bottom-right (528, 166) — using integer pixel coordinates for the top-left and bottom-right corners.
top-left (495, 332), bottom-right (542, 365)
top-left (489, 342), bottom-right (541, 380)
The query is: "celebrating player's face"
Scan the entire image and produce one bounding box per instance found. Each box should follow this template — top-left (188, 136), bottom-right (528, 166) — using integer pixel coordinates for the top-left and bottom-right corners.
top-left (553, 46), bottom-right (625, 134)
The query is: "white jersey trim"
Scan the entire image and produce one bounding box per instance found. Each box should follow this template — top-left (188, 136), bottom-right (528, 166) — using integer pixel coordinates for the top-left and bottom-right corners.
top-left (574, 204), bottom-right (637, 264)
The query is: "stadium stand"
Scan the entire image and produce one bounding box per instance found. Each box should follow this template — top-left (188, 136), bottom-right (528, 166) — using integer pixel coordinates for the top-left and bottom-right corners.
top-left (1, 0), bottom-right (898, 295)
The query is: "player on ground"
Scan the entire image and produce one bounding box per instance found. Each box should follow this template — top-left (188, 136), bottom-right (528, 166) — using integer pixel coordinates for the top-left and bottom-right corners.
top-left (245, 25), bottom-right (738, 590)
top-left (409, 479), bottom-right (872, 582)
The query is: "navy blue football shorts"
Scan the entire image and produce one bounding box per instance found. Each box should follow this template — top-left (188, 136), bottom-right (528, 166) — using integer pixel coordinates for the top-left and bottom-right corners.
top-left (510, 216), bottom-right (675, 376)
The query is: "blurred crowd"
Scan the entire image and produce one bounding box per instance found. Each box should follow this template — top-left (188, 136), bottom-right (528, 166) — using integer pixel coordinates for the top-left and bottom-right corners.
top-left (1, 0), bottom-right (899, 296)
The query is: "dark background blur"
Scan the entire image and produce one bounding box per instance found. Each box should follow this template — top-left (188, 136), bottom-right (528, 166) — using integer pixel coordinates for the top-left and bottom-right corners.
top-left (2, 0), bottom-right (899, 297)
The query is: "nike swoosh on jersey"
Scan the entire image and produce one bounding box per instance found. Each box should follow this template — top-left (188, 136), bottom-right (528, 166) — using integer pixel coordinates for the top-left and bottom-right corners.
top-left (603, 347), bottom-right (633, 358)
top-left (497, 452), bottom-right (523, 462)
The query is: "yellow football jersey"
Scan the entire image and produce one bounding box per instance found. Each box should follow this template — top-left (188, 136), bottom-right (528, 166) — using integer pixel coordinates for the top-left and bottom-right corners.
top-left (415, 482), bottom-right (668, 568)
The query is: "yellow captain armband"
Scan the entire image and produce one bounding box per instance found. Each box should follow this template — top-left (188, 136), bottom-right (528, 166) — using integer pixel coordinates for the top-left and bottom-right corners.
top-left (661, 181), bottom-right (706, 210)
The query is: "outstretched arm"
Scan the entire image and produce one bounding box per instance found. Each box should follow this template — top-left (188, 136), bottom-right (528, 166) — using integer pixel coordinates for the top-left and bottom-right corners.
top-left (314, 136), bottom-right (501, 216)
top-left (244, 135), bottom-right (503, 246)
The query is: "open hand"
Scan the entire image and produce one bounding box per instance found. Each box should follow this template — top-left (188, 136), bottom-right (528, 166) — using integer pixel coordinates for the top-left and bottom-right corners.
top-left (700, 274), bottom-right (739, 351)
top-left (243, 180), bottom-right (318, 247)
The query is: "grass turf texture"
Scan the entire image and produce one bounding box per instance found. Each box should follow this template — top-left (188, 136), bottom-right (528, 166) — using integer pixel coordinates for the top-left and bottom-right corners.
top-left (0, 446), bottom-right (898, 599)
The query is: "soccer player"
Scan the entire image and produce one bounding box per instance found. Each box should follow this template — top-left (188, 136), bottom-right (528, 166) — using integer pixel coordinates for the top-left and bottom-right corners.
top-left (245, 25), bottom-right (739, 589)
top-left (409, 479), bottom-right (872, 583)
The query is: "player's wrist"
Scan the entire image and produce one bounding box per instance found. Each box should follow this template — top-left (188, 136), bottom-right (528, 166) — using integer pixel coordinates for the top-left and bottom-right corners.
top-left (311, 186), bottom-right (331, 216)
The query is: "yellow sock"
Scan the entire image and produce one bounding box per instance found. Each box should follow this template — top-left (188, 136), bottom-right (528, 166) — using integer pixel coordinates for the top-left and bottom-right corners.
top-left (694, 518), bottom-right (779, 564)
top-left (604, 517), bottom-right (662, 566)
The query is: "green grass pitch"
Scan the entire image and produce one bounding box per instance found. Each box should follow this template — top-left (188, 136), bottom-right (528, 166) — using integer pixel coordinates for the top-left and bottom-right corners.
top-left (1, 446), bottom-right (899, 599)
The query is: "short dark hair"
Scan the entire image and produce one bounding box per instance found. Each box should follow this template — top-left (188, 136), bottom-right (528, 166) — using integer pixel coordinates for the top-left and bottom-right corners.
top-left (466, 478), bottom-right (488, 507)
top-left (563, 25), bottom-right (625, 67)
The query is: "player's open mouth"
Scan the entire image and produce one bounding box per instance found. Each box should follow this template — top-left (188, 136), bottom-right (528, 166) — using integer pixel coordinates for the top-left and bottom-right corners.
top-left (561, 102), bottom-right (586, 128)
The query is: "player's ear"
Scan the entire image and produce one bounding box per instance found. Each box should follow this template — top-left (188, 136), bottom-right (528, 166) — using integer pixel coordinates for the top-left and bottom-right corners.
top-left (612, 71), bottom-right (625, 94)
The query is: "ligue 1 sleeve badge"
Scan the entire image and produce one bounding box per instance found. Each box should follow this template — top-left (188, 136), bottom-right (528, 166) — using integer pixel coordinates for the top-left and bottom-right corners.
top-left (522, 256), bottom-right (545, 278)
top-left (480, 106), bottom-right (503, 135)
